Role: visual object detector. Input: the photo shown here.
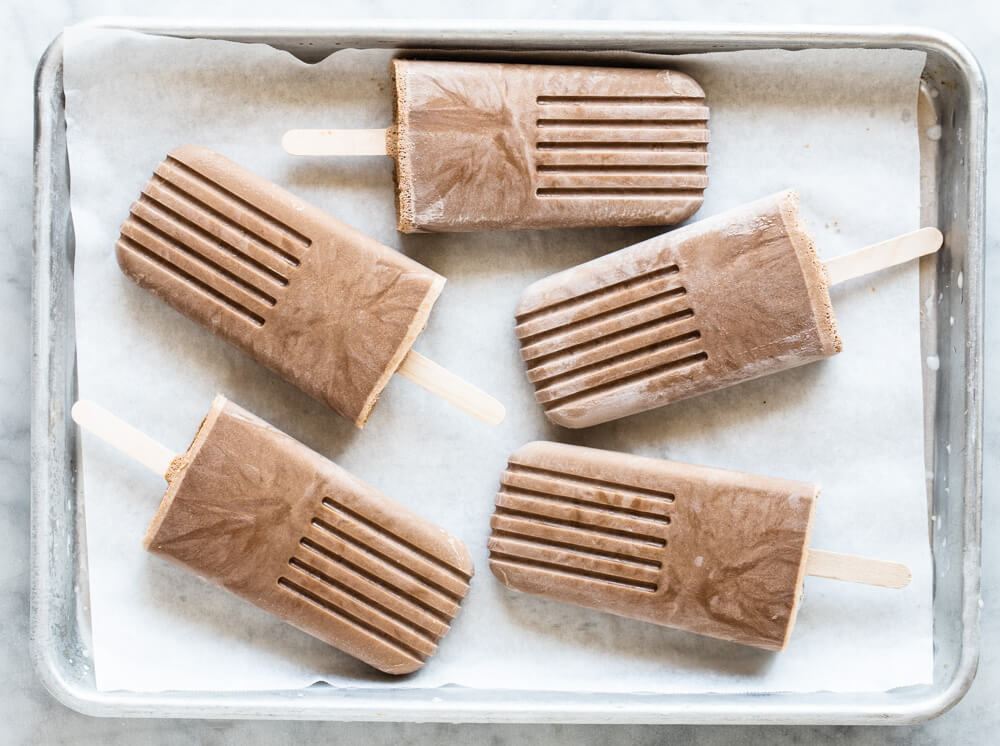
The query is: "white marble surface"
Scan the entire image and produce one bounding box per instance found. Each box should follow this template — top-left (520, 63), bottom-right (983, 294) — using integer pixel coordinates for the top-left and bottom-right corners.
top-left (2, 0), bottom-right (995, 743)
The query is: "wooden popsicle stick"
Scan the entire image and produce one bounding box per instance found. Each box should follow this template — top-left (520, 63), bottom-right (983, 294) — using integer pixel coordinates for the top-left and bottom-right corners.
top-left (71, 400), bottom-right (177, 477)
top-left (397, 350), bottom-right (506, 426)
top-left (281, 128), bottom-right (389, 156)
top-left (805, 549), bottom-right (911, 589)
top-left (824, 227), bottom-right (943, 286)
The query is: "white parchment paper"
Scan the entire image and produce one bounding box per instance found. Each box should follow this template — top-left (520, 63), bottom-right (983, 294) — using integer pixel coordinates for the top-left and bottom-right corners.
top-left (64, 26), bottom-right (933, 694)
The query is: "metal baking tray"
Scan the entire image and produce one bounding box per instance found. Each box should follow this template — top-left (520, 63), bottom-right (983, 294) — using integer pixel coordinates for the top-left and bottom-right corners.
top-left (31, 20), bottom-right (985, 724)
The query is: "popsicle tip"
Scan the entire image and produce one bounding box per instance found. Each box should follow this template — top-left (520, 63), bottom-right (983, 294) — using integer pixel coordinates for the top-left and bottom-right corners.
top-left (886, 562), bottom-right (912, 589)
top-left (479, 398), bottom-right (506, 426)
top-left (70, 400), bottom-right (93, 426)
top-left (280, 129), bottom-right (301, 154)
top-left (922, 226), bottom-right (945, 251)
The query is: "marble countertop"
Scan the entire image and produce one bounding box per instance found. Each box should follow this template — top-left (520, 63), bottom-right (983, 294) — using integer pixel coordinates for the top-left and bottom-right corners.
top-left (3, 1), bottom-right (995, 743)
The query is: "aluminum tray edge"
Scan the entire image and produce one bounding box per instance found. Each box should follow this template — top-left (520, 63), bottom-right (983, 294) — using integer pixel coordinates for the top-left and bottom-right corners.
top-left (30, 19), bottom-right (986, 724)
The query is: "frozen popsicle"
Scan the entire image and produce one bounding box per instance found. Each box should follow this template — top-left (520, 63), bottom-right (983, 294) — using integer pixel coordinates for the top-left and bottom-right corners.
top-left (116, 145), bottom-right (504, 428)
top-left (283, 59), bottom-right (710, 232)
top-left (72, 396), bottom-right (474, 675)
top-left (488, 441), bottom-right (910, 651)
top-left (515, 190), bottom-right (943, 428)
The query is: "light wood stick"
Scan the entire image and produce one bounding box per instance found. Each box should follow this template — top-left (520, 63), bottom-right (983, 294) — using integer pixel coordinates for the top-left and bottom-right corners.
top-left (805, 549), bottom-right (911, 589)
top-left (396, 350), bottom-right (506, 426)
top-left (824, 227), bottom-right (943, 286)
top-left (282, 128), bottom-right (389, 157)
top-left (71, 400), bottom-right (176, 477)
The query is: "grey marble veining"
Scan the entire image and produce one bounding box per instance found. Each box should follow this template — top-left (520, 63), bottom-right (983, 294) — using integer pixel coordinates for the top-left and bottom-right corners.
top-left (3, 0), bottom-right (995, 743)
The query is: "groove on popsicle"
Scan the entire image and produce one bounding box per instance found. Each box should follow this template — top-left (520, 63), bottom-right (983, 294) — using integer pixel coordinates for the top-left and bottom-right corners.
top-left (537, 129), bottom-right (709, 145)
top-left (320, 499), bottom-right (472, 587)
top-left (526, 321), bottom-right (700, 384)
top-left (158, 156), bottom-right (311, 259)
top-left (498, 482), bottom-right (670, 522)
top-left (537, 118), bottom-right (709, 127)
top-left (493, 506), bottom-right (667, 547)
top-left (536, 142), bottom-right (708, 152)
top-left (537, 95), bottom-right (707, 105)
top-left (299, 537), bottom-right (454, 630)
top-left (491, 528), bottom-right (662, 568)
top-left (310, 517), bottom-right (466, 607)
top-left (495, 488), bottom-right (670, 551)
top-left (516, 264), bottom-right (679, 329)
top-left (519, 293), bottom-right (692, 361)
top-left (320, 499), bottom-right (472, 583)
top-left (502, 462), bottom-right (675, 506)
top-left (491, 512), bottom-right (666, 564)
top-left (533, 331), bottom-right (705, 402)
top-left (535, 98), bottom-right (708, 120)
top-left (132, 194), bottom-right (288, 297)
top-left (531, 94), bottom-right (708, 192)
top-left (535, 150), bottom-right (709, 167)
top-left (495, 470), bottom-right (672, 555)
top-left (144, 175), bottom-right (294, 282)
top-left (286, 557), bottom-right (441, 647)
top-left (277, 577), bottom-right (427, 663)
top-left (537, 172), bottom-right (709, 190)
top-left (116, 235), bottom-right (266, 326)
top-left (488, 553), bottom-right (658, 592)
top-left (540, 351), bottom-right (708, 413)
top-left (124, 212), bottom-right (277, 307)
top-left (496, 487), bottom-right (670, 532)
top-left (302, 524), bottom-right (460, 620)
top-left (489, 446), bottom-right (688, 592)
top-left (537, 188), bottom-right (706, 198)
top-left (488, 534), bottom-right (661, 586)
top-left (536, 164), bottom-right (709, 173)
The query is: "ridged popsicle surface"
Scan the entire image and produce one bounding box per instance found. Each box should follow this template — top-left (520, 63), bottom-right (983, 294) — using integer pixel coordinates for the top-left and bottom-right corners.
top-left (488, 441), bottom-right (818, 651)
top-left (146, 397), bottom-right (473, 674)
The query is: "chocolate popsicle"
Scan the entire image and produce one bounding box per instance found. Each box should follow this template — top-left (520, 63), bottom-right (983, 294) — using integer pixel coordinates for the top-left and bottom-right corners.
top-left (283, 59), bottom-right (710, 233)
top-left (488, 441), bottom-right (910, 651)
top-left (117, 146), bottom-right (504, 428)
top-left (72, 397), bottom-right (473, 675)
top-left (515, 190), bottom-right (942, 428)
